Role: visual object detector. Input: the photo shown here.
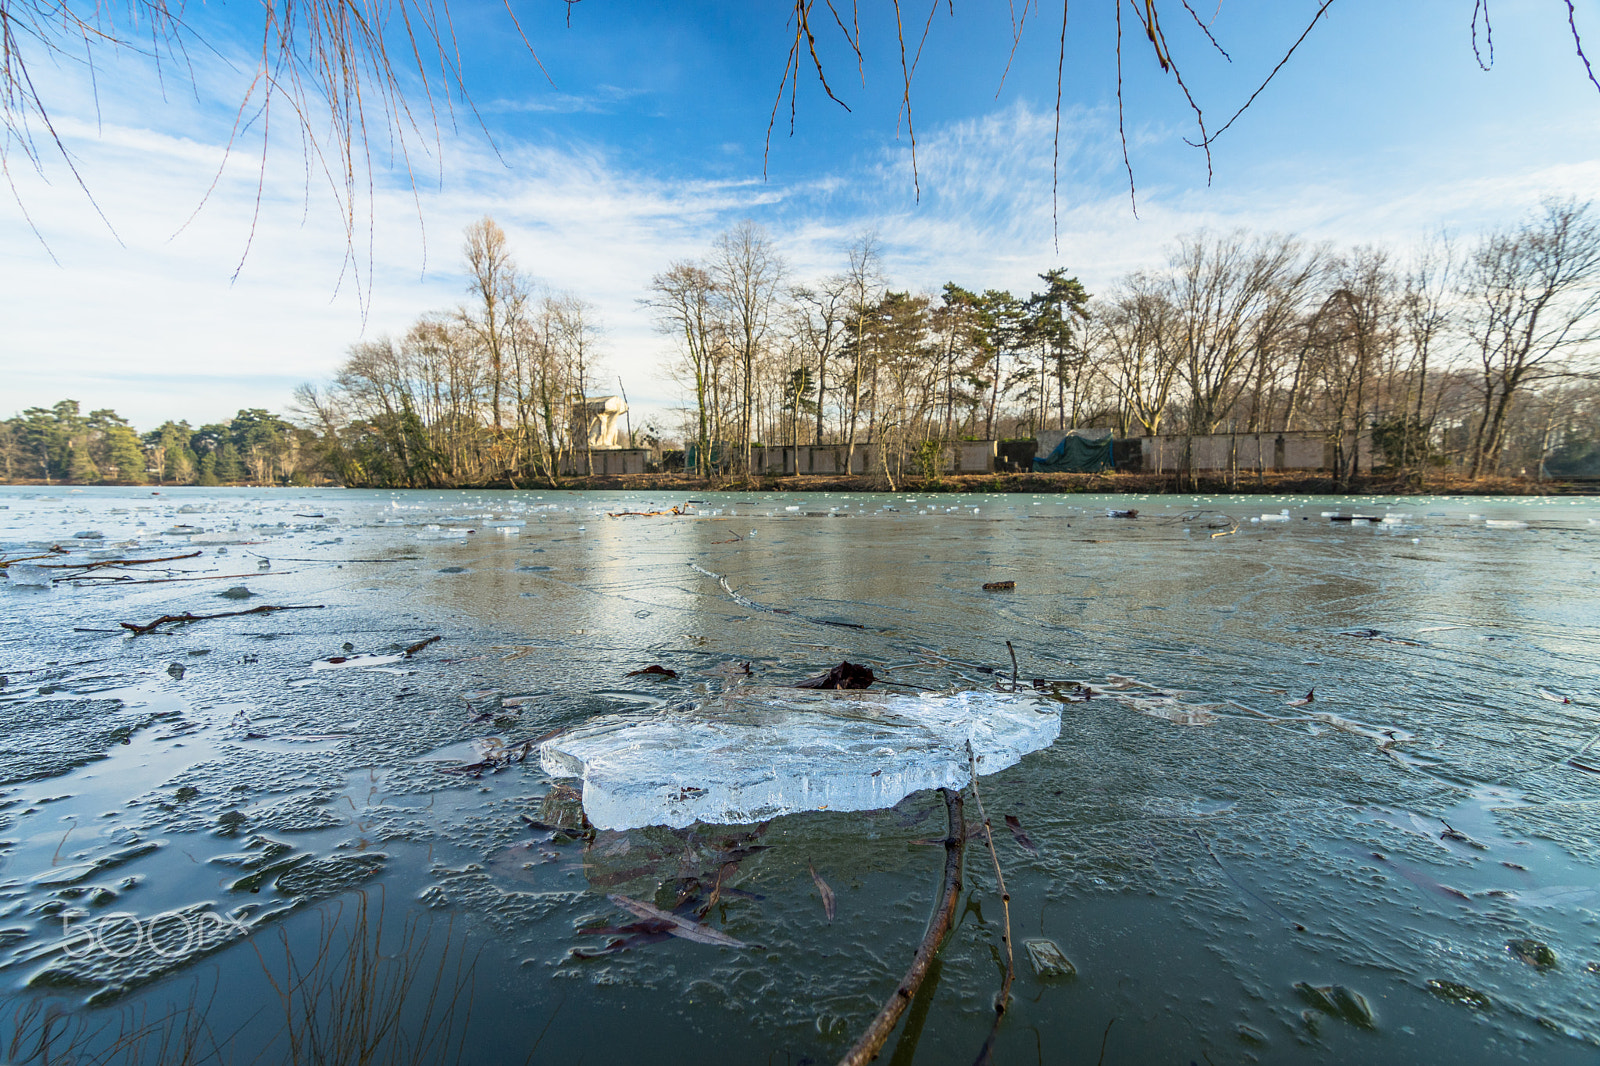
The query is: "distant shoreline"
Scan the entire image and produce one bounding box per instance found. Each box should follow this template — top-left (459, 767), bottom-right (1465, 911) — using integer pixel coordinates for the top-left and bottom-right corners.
top-left (4, 472), bottom-right (1594, 496)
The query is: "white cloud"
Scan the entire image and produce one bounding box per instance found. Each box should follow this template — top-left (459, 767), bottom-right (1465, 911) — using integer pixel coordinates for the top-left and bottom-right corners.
top-left (4, 58), bottom-right (1597, 437)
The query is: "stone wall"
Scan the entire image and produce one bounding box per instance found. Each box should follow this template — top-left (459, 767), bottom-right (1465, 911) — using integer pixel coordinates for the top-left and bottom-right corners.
top-left (558, 449), bottom-right (651, 476)
top-left (1136, 431), bottom-right (1370, 473)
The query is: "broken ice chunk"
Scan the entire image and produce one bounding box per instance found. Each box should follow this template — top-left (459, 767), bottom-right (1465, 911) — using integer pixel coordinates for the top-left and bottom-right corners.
top-left (5, 563), bottom-right (52, 586)
top-left (1024, 938), bottom-right (1077, 978)
top-left (540, 688), bottom-right (1062, 831)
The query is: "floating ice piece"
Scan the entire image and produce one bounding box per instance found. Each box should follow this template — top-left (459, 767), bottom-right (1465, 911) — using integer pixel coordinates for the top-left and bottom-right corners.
top-left (540, 688), bottom-right (1062, 831)
top-left (1114, 692), bottom-right (1221, 726)
top-left (312, 653), bottom-right (405, 670)
top-left (1484, 519), bottom-right (1528, 530)
top-left (1023, 938), bottom-right (1076, 978)
top-left (190, 531), bottom-right (259, 544)
top-left (5, 563), bottom-right (52, 586)
top-left (1306, 712), bottom-right (1414, 750)
top-left (1259, 513), bottom-right (1290, 522)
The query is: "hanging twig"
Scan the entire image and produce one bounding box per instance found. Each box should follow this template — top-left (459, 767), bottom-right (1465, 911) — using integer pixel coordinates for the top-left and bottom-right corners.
top-left (837, 787), bottom-right (966, 1066)
top-left (967, 741), bottom-right (1015, 1066)
top-left (120, 604), bottom-right (325, 636)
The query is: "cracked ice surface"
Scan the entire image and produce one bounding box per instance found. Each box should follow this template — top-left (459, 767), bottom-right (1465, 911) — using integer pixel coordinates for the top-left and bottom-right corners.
top-left (540, 688), bottom-right (1062, 830)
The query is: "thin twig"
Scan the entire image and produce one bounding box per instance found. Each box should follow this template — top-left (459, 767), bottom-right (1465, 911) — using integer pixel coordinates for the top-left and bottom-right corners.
top-left (34, 550), bottom-right (202, 571)
top-left (1180, 0), bottom-right (1230, 61)
top-left (1471, 0), bottom-right (1495, 71)
top-left (120, 604), bottom-right (325, 636)
top-left (404, 635), bottom-right (443, 657)
top-left (836, 787), bottom-right (965, 1066)
top-left (0, 546), bottom-right (70, 568)
top-left (1189, 0), bottom-right (1338, 149)
top-left (1005, 640), bottom-right (1019, 692)
top-left (1113, 0), bottom-right (1137, 214)
top-left (1052, 0), bottom-right (1069, 245)
top-left (967, 741), bottom-right (1015, 1065)
top-left (1566, 0), bottom-right (1600, 94)
top-left (90, 571), bottom-right (291, 586)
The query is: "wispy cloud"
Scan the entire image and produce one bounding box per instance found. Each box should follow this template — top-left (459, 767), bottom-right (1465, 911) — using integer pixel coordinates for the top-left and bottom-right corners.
top-left (4, 53), bottom-right (1598, 435)
top-left (481, 84), bottom-right (648, 115)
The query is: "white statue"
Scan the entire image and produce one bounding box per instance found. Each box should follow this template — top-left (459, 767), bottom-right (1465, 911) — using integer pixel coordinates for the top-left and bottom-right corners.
top-left (575, 395), bottom-right (628, 449)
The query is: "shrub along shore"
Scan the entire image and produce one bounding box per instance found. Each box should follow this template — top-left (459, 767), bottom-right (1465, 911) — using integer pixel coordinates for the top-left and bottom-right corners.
top-left (3, 471), bottom-right (1590, 495)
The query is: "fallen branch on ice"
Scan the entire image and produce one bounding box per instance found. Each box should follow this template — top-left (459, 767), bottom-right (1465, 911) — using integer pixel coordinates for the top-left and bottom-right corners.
top-left (120, 604), bottom-right (325, 635)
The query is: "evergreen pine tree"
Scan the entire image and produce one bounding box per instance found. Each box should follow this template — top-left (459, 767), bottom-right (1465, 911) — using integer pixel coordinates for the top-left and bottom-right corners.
top-left (197, 451), bottom-right (220, 486)
top-left (103, 425), bottom-right (147, 483)
top-left (214, 442), bottom-right (244, 482)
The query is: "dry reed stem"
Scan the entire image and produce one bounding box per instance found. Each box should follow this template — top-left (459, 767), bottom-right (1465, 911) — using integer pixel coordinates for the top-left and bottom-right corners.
top-left (966, 741), bottom-right (1015, 1065)
top-left (837, 786), bottom-right (966, 1066)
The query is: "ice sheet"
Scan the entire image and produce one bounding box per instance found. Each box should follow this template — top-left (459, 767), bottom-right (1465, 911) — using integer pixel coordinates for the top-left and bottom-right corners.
top-left (540, 688), bottom-right (1063, 830)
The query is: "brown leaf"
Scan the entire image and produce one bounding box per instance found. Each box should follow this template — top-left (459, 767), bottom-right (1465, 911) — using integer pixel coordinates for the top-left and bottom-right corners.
top-left (794, 661), bottom-right (875, 689)
top-left (1004, 814), bottom-right (1039, 856)
top-left (808, 864), bottom-right (836, 922)
top-left (608, 894), bottom-right (747, 948)
top-left (626, 664), bottom-right (678, 679)
top-left (982, 580), bottom-right (1016, 591)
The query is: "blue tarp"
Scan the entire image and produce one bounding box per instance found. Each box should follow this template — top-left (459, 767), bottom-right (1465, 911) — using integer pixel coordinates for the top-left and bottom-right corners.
top-left (1033, 435), bottom-right (1114, 473)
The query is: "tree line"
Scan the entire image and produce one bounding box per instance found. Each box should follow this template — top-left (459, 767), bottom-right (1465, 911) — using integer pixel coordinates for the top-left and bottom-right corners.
top-left (649, 198), bottom-right (1599, 481)
top-left (0, 402), bottom-right (308, 486)
top-left (5, 198), bottom-right (1598, 487)
top-left (293, 218), bottom-right (613, 487)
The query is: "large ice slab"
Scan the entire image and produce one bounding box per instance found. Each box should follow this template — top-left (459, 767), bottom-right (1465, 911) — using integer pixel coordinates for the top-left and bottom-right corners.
top-left (540, 688), bottom-right (1062, 830)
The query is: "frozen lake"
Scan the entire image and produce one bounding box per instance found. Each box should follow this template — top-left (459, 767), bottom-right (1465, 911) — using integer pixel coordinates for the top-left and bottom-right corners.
top-left (2, 485), bottom-right (1598, 1064)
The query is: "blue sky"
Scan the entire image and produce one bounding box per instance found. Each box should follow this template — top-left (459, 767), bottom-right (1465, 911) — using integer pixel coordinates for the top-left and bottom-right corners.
top-left (3, 0), bottom-right (1598, 434)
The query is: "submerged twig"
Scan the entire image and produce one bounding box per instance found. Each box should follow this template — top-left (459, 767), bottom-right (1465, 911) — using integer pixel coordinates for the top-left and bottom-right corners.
top-left (1194, 829), bottom-right (1305, 931)
top-left (607, 504), bottom-right (693, 518)
top-left (87, 572), bottom-right (291, 586)
top-left (120, 604), bottom-right (325, 635)
top-left (0, 545), bottom-right (70, 568)
top-left (809, 864), bottom-right (837, 922)
top-left (403, 635), bottom-right (442, 658)
top-left (35, 550), bottom-right (202, 571)
top-left (967, 742), bottom-right (1015, 1065)
top-left (837, 787), bottom-right (965, 1066)
top-left (689, 562), bottom-right (866, 630)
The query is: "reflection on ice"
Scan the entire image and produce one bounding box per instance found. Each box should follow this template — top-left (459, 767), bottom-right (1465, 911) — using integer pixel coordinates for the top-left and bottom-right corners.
top-left (540, 688), bottom-right (1061, 830)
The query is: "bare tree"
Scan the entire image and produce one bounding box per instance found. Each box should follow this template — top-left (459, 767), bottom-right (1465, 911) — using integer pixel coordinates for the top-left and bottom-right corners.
top-left (710, 221), bottom-right (785, 473)
top-left (789, 274), bottom-right (851, 446)
top-left (1463, 198), bottom-right (1600, 477)
top-left (1170, 231), bottom-right (1322, 434)
top-left (460, 217), bottom-right (520, 438)
top-left (1389, 236), bottom-right (1456, 470)
top-left (547, 293), bottom-right (604, 476)
top-left (1099, 273), bottom-right (1182, 436)
top-left (647, 262), bottom-right (723, 475)
top-left (842, 233), bottom-right (888, 472)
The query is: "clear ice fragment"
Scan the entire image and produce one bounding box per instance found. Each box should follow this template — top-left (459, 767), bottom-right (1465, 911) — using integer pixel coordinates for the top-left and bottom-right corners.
top-left (540, 688), bottom-right (1062, 830)
top-left (5, 563), bottom-right (51, 586)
